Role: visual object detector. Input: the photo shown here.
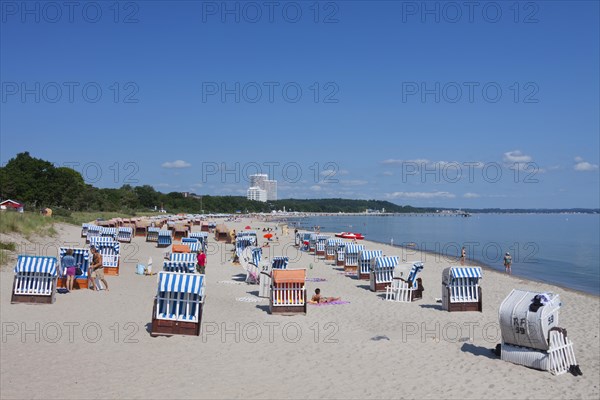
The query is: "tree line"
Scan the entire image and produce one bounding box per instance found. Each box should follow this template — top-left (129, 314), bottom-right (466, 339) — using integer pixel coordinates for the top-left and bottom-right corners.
top-left (0, 152), bottom-right (426, 215)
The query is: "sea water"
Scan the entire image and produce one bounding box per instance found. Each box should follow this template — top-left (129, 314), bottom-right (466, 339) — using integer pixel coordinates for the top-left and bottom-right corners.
top-left (290, 214), bottom-right (600, 295)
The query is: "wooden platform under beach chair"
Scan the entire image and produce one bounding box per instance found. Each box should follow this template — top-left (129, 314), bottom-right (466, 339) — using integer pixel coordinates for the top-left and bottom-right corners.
top-left (11, 255), bottom-right (58, 304)
top-left (344, 244), bottom-right (364, 274)
top-left (358, 250), bottom-right (382, 280)
top-left (269, 269), bottom-right (307, 315)
top-left (386, 262), bottom-right (424, 302)
top-left (442, 266), bottom-right (482, 312)
top-left (58, 247), bottom-right (91, 290)
top-left (370, 256), bottom-right (398, 292)
top-left (151, 271), bottom-right (205, 336)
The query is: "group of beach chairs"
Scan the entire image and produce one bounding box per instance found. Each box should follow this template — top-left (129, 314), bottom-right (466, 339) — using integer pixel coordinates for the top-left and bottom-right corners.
top-left (10, 222), bottom-right (580, 375)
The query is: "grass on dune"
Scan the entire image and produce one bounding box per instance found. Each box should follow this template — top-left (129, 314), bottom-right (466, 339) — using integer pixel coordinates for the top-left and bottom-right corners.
top-left (0, 212), bottom-right (57, 237)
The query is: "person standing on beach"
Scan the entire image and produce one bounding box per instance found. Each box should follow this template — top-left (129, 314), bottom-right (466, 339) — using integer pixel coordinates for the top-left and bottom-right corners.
top-left (503, 252), bottom-right (512, 274)
top-left (197, 250), bottom-right (206, 274)
top-left (61, 249), bottom-right (77, 292)
top-left (461, 247), bottom-right (466, 265)
top-left (90, 246), bottom-right (109, 291)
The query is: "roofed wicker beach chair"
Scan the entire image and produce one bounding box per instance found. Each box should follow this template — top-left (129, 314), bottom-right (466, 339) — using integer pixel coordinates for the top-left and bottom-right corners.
top-left (117, 226), bottom-right (133, 243)
top-left (146, 226), bottom-right (160, 242)
top-left (11, 255), bottom-right (58, 304)
top-left (358, 250), bottom-right (383, 280)
top-left (315, 235), bottom-right (329, 257)
top-left (442, 266), bottom-right (482, 312)
top-left (336, 243), bottom-right (346, 266)
top-left (325, 238), bottom-right (343, 261)
top-left (370, 256), bottom-right (398, 292)
top-left (151, 271), bottom-right (205, 336)
top-left (85, 224), bottom-right (101, 244)
top-left (498, 289), bottom-right (579, 376)
top-left (58, 247), bottom-right (91, 290)
top-left (269, 269), bottom-right (307, 315)
top-left (89, 237), bottom-right (120, 275)
top-left (344, 243), bottom-right (365, 274)
top-left (157, 230), bottom-right (172, 248)
top-left (385, 261), bottom-right (424, 302)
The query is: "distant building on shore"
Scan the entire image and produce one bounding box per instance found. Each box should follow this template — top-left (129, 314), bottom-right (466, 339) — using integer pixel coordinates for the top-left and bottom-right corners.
top-left (247, 174), bottom-right (277, 202)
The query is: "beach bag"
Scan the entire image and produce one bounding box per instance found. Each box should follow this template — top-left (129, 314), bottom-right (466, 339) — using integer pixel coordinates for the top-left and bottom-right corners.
top-left (75, 267), bottom-right (83, 276)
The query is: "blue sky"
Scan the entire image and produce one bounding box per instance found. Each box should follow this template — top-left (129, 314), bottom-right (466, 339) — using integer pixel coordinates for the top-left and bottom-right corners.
top-left (1, 0), bottom-right (598, 208)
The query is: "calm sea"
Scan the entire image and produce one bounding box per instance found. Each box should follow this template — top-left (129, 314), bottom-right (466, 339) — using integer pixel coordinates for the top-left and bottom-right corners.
top-left (289, 214), bottom-right (600, 296)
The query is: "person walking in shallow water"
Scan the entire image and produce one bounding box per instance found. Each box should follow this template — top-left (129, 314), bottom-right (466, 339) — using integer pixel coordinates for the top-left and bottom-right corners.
top-left (504, 252), bottom-right (512, 274)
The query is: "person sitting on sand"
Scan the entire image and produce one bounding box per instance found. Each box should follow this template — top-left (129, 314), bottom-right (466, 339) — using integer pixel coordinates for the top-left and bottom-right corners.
top-left (309, 288), bottom-right (340, 304)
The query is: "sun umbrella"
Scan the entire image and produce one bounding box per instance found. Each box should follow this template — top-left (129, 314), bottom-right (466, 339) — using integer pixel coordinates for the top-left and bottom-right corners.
top-left (264, 233), bottom-right (273, 239)
top-left (245, 226), bottom-right (251, 230)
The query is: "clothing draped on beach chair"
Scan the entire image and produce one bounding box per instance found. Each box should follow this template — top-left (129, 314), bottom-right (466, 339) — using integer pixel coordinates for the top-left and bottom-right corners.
top-left (59, 247), bottom-right (90, 278)
top-left (359, 250), bottom-right (383, 276)
top-left (386, 261), bottom-right (423, 302)
top-left (117, 227), bottom-right (133, 243)
top-left (156, 271), bottom-right (205, 322)
top-left (344, 244), bottom-right (365, 267)
top-left (13, 255), bottom-right (58, 296)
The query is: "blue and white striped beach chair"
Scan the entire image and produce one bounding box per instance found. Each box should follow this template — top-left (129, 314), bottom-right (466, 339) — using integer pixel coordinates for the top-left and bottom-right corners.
top-left (442, 266), bottom-right (482, 311)
top-left (271, 257), bottom-right (289, 270)
top-left (370, 256), bottom-right (399, 292)
top-left (163, 261), bottom-right (196, 273)
top-left (315, 235), bottom-right (329, 257)
top-left (344, 244), bottom-right (365, 273)
top-left (386, 261), bottom-right (424, 302)
top-left (189, 232), bottom-right (208, 252)
top-left (11, 255), bottom-right (58, 304)
top-left (325, 238), bottom-right (343, 261)
top-left (336, 243), bottom-right (346, 266)
top-left (101, 227), bottom-right (117, 239)
top-left (81, 223), bottom-right (90, 238)
top-left (86, 224), bottom-right (101, 243)
top-left (117, 227), bottom-right (133, 243)
top-left (158, 230), bottom-right (172, 248)
top-left (151, 271), bottom-right (206, 336)
top-left (90, 237), bottom-right (120, 274)
top-left (59, 247), bottom-right (90, 288)
top-left (146, 227), bottom-right (160, 242)
top-left (308, 233), bottom-right (317, 254)
top-left (181, 238), bottom-right (200, 253)
top-left (236, 237), bottom-right (254, 259)
top-left (358, 250), bottom-right (383, 280)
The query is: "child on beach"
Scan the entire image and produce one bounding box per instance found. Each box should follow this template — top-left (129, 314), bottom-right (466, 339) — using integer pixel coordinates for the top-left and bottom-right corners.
top-left (309, 288), bottom-right (340, 304)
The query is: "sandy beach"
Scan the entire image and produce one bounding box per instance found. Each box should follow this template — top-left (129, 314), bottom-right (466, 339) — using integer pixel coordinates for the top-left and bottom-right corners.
top-left (1, 217), bottom-right (598, 400)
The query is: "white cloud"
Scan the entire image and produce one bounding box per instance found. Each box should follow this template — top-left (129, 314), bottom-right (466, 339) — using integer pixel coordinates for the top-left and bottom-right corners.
top-left (190, 183), bottom-right (203, 188)
top-left (340, 179), bottom-right (369, 186)
top-left (385, 191), bottom-right (456, 199)
top-left (161, 160), bottom-right (191, 169)
top-left (574, 157), bottom-right (599, 171)
top-left (309, 185), bottom-right (322, 191)
top-left (503, 150), bottom-right (532, 163)
top-left (463, 192), bottom-right (480, 198)
top-left (382, 171), bottom-right (394, 176)
top-left (320, 168), bottom-right (349, 176)
top-left (155, 183), bottom-right (179, 189)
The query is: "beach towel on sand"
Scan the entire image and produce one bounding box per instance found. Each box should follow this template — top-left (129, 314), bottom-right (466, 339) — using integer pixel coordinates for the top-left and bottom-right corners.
top-left (309, 300), bottom-right (350, 306)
